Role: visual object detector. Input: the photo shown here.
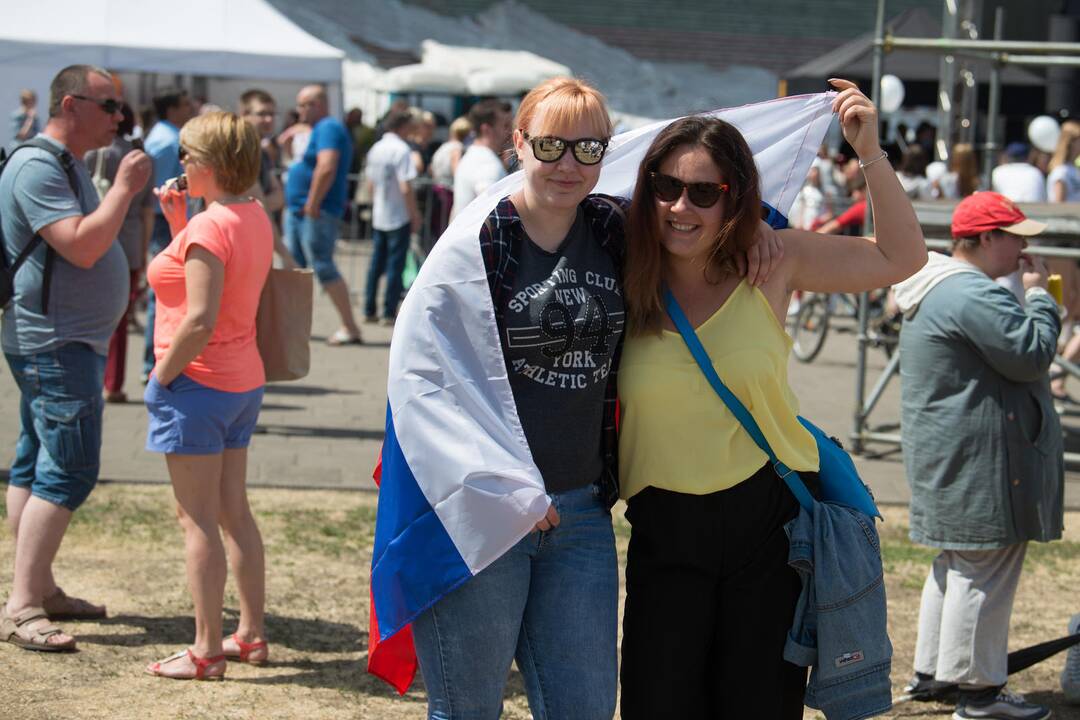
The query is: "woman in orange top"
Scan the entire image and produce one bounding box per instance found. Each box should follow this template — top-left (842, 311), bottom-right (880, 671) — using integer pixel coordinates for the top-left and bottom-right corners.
top-left (143, 112), bottom-right (273, 680)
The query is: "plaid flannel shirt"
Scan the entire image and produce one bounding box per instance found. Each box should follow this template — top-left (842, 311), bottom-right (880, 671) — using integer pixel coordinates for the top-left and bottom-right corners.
top-left (478, 194), bottom-right (629, 508)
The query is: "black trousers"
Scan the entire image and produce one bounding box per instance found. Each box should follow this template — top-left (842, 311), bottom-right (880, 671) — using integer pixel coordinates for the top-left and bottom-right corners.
top-left (620, 465), bottom-right (815, 719)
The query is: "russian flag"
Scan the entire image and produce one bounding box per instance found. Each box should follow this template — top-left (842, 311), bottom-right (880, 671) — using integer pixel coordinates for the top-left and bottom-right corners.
top-left (368, 92), bottom-right (837, 693)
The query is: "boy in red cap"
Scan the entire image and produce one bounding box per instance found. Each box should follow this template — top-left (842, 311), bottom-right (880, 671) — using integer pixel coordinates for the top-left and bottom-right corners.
top-left (892, 192), bottom-right (1063, 720)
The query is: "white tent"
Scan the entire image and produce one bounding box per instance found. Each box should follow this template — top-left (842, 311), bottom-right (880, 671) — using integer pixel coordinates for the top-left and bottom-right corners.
top-left (0, 0), bottom-right (344, 132)
top-left (377, 40), bottom-right (572, 97)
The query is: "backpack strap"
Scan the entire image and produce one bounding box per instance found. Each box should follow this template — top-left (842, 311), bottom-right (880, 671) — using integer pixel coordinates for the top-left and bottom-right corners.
top-left (0, 138), bottom-right (82, 314)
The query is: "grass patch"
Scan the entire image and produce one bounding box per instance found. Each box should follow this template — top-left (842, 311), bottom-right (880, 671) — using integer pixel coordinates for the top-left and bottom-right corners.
top-left (1026, 539), bottom-right (1080, 566)
top-left (0, 485), bottom-right (1077, 720)
top-left (881, 540), bottom-right (938, 570)
top-left (69, 492), bottom-right (174, 543)
top-left (263, 506), bottom-right (374, 558)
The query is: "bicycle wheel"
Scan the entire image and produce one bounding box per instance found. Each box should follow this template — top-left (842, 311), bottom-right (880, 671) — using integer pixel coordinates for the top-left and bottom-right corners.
top-left (790, 294), bottom-right (830, 363)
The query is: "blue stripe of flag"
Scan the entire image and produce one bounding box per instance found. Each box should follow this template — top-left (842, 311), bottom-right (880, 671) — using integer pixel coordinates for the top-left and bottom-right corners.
top-left (371, 403), bottom-right (474, 641)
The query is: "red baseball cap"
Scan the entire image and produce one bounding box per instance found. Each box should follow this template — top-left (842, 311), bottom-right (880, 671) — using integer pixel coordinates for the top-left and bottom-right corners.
top-left (951, 191), bottom-right (1046, 238)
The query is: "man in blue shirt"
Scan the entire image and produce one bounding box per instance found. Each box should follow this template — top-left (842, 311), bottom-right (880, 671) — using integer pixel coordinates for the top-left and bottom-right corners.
top-left (141, 87), bottom-right (193, 379)
top-left (284, 85), bottom-right (361, 345)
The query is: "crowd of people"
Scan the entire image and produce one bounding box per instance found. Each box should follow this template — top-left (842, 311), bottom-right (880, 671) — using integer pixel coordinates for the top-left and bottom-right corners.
top-left (787, 121), bottom-right (1080, 236)
top-left (0, 62), bottom-right (1078, 720)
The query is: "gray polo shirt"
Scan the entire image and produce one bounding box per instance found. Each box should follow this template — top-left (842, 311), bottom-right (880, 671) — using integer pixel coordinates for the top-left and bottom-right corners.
top-left (1, 134), bottom-right (128, 356)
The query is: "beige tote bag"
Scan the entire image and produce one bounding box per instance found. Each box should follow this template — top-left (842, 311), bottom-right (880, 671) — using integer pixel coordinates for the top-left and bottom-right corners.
top-left (256, 268), bottom-right (314, 382)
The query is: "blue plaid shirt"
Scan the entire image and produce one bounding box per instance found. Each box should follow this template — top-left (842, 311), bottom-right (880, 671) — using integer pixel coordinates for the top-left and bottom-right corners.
top-left (479, 194), bottom-right (629, 507)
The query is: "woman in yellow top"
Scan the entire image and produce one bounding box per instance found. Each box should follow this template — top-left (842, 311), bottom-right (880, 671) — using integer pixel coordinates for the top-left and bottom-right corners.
top-left (617, 79), bottom-right (926, 718)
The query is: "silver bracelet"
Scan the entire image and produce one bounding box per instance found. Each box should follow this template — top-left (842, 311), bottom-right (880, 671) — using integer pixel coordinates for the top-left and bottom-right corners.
top-left (858, 149), bottom-right (888, 170)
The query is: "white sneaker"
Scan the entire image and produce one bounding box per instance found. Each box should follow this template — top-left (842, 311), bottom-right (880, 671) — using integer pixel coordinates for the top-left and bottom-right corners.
top-left (952, 687), bottom-right (1050, 720)
top-left (1062, 612), bottom-right (1080, 705)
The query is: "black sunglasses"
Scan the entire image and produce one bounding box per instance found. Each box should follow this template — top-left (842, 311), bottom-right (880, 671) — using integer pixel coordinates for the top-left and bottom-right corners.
top-left (71, 95), bottom-right (121, 114)
top-left (522, 132), bottom-right (609, 166)
top-left (648, 172), bottom-right (729, 208)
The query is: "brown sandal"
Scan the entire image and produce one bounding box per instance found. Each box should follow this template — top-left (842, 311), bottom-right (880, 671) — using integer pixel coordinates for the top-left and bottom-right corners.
top-left (42, 587), bottom-right (107, 620)
top-left (1, 606), bottom-right (77, 652)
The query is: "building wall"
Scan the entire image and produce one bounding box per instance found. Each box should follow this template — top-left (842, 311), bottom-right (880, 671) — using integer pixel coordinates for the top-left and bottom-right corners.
top-left (404, 0), bottom-right (1065, 74)
top-left (405, 0), bottom-right (942, 73)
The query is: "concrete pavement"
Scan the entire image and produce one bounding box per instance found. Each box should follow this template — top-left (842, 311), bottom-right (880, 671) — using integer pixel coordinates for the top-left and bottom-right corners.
top-left (1, 239), bottom-right (1078, 508)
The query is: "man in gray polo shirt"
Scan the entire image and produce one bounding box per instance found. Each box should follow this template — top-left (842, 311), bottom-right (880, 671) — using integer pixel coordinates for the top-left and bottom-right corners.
top-left (0, 65), bottom-right (151, 652)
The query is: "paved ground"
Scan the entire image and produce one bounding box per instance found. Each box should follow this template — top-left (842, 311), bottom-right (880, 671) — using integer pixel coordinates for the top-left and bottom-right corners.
top-left (2, 239), bottom-right (1078, 509)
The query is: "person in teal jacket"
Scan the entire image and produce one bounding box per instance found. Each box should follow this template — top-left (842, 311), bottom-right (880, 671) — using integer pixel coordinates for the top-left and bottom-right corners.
top-left (894, 191), bottom-right (1064, 720)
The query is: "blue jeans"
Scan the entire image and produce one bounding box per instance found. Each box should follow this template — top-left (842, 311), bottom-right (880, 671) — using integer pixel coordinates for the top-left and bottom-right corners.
top-left (143, 214), bottom-right (172, 377)
top-left (364, 223), bottom-right (410, 320)
top-left (412, 484), bottom-right (618, 720)
top-left (283, 211), bottom-right (343, 285)
top-left (5, 343), bottom-right (107, 511)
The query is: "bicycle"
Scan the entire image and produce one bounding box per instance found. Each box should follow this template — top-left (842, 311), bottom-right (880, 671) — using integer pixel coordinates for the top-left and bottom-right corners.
top-left (787, 290), bottom-right (900, 363)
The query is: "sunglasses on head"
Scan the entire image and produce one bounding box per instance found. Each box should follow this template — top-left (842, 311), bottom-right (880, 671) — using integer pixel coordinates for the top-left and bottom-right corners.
top-left (522, 132), bottom-right (609, 166)
top-left (648, 172), bottom-right (729, 208)
top-left (71, 95), bottom-right (121, 114)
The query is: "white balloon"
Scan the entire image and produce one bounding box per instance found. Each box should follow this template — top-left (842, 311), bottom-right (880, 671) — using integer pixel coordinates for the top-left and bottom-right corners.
top-left (926, 161), bottom-right (948, 184)
top-left (1028, 115), bottom-right (1061, 154)
top-left (880, 75), bottom-right (905, 114)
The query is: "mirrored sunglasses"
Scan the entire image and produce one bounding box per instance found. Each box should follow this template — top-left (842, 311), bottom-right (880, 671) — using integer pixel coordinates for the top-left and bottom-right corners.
top-left (523, 132), bottom-right (608, 166)
top-left (71, 95), bottom-right (121, 114)
top-left (648, 172), bottom-right (729, 208)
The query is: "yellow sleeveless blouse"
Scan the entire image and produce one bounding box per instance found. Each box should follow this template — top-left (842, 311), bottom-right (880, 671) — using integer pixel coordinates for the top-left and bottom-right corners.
top-left (618, 280), bottom-right (819, 500)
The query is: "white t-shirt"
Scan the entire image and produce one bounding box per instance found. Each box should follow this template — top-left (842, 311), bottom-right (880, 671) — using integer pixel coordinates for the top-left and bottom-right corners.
top-left (452, 144), bottom-right (506, 219)
top-left (430, 139), bottom-right (462, 187)
top-left (291, 131), bottom-right (311, 165)
top-left (789, 184), bottom-right (825, 230)
top-left (896, 171), bottom-right (929, 200)
top-left (1046, 163), bottom-right (1080, 203)
top-left (365, 132), bottom-right (418, 231)
top-left (992, 163), bottom-right (1047, 203)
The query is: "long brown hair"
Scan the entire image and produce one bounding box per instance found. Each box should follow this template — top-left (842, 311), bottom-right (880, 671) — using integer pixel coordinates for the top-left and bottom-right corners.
top-left (1049, 120), bottom-right (1080, 173)
top-left (624, 116), bottom-right (762, 335)
top-left (950, 143), bottom-right (979, 198)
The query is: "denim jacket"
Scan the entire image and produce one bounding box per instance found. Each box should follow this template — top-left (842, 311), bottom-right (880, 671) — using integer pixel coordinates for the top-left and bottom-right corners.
top-left (784, 501), bottom-right (892, 720)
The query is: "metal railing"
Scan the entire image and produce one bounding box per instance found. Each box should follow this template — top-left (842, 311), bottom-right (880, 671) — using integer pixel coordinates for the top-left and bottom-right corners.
top-left (854, 0), bottom-right (1080, 461)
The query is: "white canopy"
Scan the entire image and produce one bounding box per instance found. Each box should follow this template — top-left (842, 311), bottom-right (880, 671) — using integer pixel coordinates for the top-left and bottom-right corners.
top-left (377, 40), bottom-right (571, 96)
top-left (381, 65), bottom-right (468, 95)
top-left (0, 0), bottom-right (343, 133)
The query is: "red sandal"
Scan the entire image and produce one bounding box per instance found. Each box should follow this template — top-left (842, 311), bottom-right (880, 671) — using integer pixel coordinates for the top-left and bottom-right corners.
top-left (224, 633), bottom-right (269, 665)
top-left (145, 648), bottom-right (226, 680)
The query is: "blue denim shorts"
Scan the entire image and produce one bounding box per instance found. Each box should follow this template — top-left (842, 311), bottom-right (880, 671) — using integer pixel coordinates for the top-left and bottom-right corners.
top-left (283, 212), bottom-right (342, 285)
top-left (5, 344), bottom-right (107, 511)
top-left (144, 374), bottom-right (263, 455)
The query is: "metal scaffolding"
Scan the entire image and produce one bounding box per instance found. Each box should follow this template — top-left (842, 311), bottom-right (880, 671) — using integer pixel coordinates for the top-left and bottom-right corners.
top-left (851, 0), bottom-right (1080, 459)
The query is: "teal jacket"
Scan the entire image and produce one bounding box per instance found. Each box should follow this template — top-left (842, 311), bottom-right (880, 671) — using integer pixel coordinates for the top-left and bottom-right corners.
top-left (898, 268), bottom-right (1064, 550)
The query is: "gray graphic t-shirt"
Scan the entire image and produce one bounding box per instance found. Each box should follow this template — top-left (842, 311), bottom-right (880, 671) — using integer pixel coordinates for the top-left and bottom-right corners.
top-left (504, 208), bottom-right (624, 493)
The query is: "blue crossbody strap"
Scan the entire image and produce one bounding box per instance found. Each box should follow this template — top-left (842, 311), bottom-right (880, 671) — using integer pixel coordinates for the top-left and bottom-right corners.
top-left (663, 288), bottom-right (816, 513)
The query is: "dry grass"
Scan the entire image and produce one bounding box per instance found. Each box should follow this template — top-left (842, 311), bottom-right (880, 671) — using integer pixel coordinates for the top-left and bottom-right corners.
top-left (0, 486), bottom-right (1078, 720)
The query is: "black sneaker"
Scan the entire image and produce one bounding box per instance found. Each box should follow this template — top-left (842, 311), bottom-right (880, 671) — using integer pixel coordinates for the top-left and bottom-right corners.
top-left (952, 687), bottom-right (1050, 720)
top-left (902, 672), bottom-right (956, 702)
